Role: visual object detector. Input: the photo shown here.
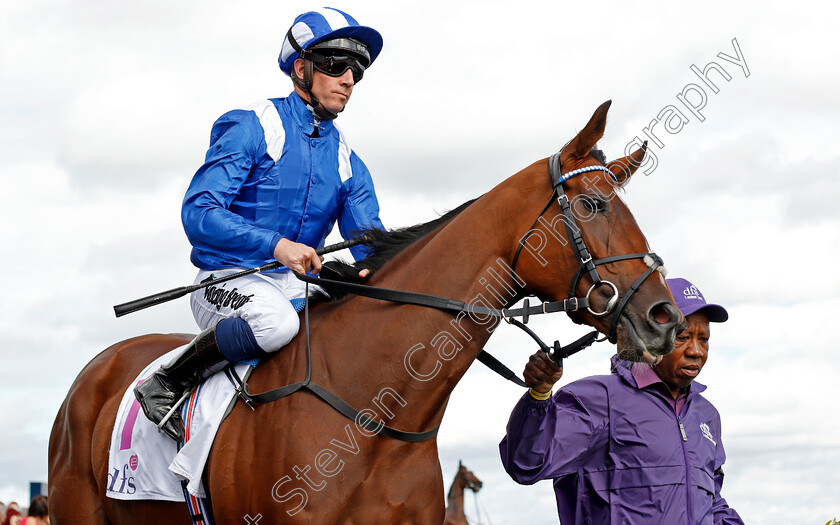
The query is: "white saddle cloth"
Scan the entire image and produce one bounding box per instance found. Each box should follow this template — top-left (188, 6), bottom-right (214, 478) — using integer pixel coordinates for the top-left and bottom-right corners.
top-left (106, 345), bottom-right (249, 500)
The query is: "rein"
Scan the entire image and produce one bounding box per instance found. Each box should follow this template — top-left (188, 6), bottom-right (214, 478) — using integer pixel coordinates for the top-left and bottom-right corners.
top-left (229, 151), bottom-right (665, 443)
top-left (292, 273), bottom-right (602, 376)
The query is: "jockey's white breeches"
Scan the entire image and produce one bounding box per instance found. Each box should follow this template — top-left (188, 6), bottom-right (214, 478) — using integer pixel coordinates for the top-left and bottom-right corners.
top-left (189, 269), bottom-right (311, 353)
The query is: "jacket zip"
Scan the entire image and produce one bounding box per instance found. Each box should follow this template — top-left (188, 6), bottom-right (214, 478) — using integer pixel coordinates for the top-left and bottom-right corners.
top-left (621, 363), bottom-right (707, 524)
top-left (677, 413), bottom-right (693, 525)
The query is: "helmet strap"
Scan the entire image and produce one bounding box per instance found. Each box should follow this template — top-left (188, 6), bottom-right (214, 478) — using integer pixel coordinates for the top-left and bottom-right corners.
top-left (292, 61), bottom-right (340, 122)
top-left (286, 29), bottom-right (340, 121)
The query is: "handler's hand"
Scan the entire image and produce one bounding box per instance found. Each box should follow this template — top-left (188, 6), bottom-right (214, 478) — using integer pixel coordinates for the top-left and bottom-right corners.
top-left (274, 238), bottom-right (323, 275)
top-left (358, 268), bottom-right (371, 279)
top-left (523, 350), bottom-right (563, 394)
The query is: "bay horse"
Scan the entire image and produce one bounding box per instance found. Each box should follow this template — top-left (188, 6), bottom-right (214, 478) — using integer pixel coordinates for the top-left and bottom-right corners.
top-left (49, 101), bottom-right (684, 524)
top-left (443, 462), bottom-right (483, 525)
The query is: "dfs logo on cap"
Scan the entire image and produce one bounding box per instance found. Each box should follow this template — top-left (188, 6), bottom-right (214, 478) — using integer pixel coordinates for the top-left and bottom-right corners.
top-left (683, 285), bottom-right (702, 301)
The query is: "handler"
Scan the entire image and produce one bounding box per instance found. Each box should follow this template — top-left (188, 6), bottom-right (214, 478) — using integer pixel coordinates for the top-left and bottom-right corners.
top-left (500, 277), bottom-right (744, 524)
top-left (135, 7), bottom-right (386, 441)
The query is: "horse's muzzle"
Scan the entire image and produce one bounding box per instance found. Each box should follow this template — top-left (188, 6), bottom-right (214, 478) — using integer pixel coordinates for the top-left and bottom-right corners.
top-left (616, 300), bottom-right (684, 360)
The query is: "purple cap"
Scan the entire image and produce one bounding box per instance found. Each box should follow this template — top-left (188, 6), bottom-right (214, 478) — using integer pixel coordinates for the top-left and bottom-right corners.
top-left (666, 278), bottom-right (729, 323)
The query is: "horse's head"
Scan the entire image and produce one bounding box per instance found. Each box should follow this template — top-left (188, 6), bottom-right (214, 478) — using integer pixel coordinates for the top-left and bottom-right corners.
top-left (457, 462), bottom-right (483, 493)
top-left (512, 100), bottom-right (684, 361)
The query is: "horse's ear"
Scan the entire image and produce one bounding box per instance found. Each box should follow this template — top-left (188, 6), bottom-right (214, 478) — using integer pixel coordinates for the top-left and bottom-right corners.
top-left (564, 100), bottom-right (612, 159)
top-left (607, 140), bottom-right (647, 184)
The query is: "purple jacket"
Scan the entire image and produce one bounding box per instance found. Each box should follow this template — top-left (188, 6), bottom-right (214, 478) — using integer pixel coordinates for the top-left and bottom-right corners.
top-left (499, 355), bottom-right (743, 524)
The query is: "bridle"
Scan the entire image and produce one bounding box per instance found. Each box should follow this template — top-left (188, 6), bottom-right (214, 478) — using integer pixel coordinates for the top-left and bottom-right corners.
top-left (510, 151), bottom-right (665, 344)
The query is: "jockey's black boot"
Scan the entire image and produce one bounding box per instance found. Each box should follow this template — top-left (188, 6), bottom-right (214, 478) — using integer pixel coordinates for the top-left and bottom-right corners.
top-left (133, 326), bottom-right (227, 441)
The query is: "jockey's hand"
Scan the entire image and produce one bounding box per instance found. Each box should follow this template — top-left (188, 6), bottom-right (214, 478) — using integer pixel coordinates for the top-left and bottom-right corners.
top-left (523, 350), bottom-right (563, 394)
top-left (358, 268), bottom-right (371, 279)
top-left (274, 238), bottom-right (323, 275)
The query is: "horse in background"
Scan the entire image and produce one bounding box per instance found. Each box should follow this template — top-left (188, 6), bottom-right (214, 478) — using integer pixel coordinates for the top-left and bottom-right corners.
top-left (443, 461), bottom-right (484, 525)
top-left (49, 100), bottom-right (684, 524)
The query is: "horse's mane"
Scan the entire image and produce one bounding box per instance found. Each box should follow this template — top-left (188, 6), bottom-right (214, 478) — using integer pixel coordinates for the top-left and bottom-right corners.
top-left (313, 145), bottom-right (605, 302)
top-left (313, 197), bottom-right (479, 301)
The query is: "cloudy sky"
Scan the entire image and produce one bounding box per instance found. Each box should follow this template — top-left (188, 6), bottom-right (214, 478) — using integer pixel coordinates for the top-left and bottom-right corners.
top-left (1, 0), bottom-right (838, 522)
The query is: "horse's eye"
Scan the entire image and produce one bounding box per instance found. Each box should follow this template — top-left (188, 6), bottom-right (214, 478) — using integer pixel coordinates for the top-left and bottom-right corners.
top-left (578, 196), bottom-right (606, 214)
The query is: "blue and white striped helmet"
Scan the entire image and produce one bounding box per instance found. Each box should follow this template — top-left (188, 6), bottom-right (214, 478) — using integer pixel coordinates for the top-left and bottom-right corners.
top-left (279, 8), bottom-right (383, 76)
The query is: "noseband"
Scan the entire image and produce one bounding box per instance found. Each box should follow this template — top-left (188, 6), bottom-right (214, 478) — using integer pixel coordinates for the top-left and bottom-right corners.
top-left (510, 152), bottom-right (665, 343)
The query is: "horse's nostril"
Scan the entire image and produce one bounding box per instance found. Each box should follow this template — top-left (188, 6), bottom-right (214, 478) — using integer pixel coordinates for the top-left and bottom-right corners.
top-left (651, 302), bottom-right (672, 324)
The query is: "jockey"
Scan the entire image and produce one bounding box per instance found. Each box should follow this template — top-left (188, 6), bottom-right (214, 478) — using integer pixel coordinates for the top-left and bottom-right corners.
top-left (135, 7), bottom-right (386, 441)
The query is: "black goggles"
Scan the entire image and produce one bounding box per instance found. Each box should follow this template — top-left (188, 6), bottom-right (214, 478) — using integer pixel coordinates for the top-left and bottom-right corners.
top-left (310, 54), bottom-right (366, 83)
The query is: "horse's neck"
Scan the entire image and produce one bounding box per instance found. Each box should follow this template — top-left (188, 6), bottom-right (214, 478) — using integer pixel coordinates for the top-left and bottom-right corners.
top-left (362, 202), bottom-right (519, 428)
top-left (446, 478), bottom-right (467, 514)
top-left (302, 170), bottom-right (544, 434)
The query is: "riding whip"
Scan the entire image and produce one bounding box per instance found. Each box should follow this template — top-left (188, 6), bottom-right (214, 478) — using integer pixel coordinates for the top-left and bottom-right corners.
top-left (113, 234), bottom-right (371, 318)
